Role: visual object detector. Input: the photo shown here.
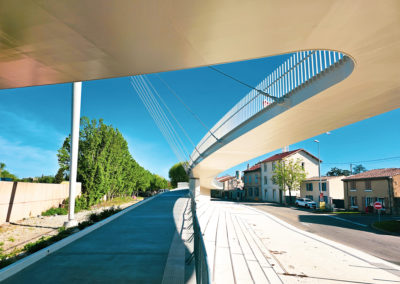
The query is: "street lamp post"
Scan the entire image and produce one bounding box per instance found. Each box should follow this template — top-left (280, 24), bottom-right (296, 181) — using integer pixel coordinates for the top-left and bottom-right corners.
top-left (314, 140), bottom-right (321, 203)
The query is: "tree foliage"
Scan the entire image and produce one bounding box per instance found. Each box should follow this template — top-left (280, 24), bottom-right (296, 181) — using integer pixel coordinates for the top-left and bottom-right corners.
top-left (168, 162), bottom-right (188, 188)
top-left (57, 117), bottom-right (168, 207)
top-left (353, 164), bottom-right (367, 174)
top-left (0, 163), bottom-right (18, 181)
top-left (272, 158), bottom-right (307, 204)
top-left (326, 167), bottom-right (351, 176)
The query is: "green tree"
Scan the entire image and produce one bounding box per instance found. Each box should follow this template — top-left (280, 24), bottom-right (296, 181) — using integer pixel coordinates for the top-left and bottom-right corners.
top-left (353, 164), bottom-right (367, 174)
top-left (326, 167), bottom-right (351, 176)
top-left (37, 175), bottom-right (56, 184)
top-left (57, 117), bottom-right (161, 206)
top-left (272, 158), bottom-right (306, 204)
top-left (0, 163), bottom-right (18, 181)
top-left (168, 162), bottom-right (188, 188)
top-left (0, 162), bottom-right (5, 179)
top-left (55, 168), bottom-right (65, 183)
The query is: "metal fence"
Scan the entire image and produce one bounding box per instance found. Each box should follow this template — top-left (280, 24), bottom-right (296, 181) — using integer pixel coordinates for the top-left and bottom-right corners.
top-left (188, 194), bottom-right (211, 284)
top-left (189, 50), bottom-right (345, 167)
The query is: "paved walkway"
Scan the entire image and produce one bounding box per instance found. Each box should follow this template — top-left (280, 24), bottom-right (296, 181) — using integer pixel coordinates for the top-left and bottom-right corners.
top-left (197, 197), bottom-right (400, 284)
top-left (2, 190), bottom-right (194, 284)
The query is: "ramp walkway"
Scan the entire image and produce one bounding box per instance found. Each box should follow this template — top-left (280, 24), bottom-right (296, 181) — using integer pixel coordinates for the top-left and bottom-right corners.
top-left (197, 196), bottom-right (400, 284)
top-left (1, 189), bottom-right (194, 284)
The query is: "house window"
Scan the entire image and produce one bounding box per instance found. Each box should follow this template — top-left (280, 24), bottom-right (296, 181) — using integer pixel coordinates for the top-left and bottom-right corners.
top-left (255, 187), bottom-right (259, 196)
top-left (272, 162), bottom-right (276, 170)
top-left (249, 176), bottom-right (252, 183)
top-left (350, 180), bottom-right (356, 190)
top-left (322, 182), bottom-right (327, 191)
top-left (366, 197), bottom-right (373, 207)
top-left (301, 162), bottom-right (305, 170)
top-left (255, 175), bottom-right (258, 184)
top-left (365, 180), bottom-right (372, 191)
top-left (264, 176), bottom-right (268, 185)
top-left (264, 163), bottom-right (267, 171)
top-left (249, 188), bottom-right (253, 196)
top-left (377, 197), bottom-right (386, 209)
top-left (306, 183), bottom-right (313, 191)
top-left (306, 195), bottom-right (313, 200)
top-left (350, 196), bottom-right (358, 207)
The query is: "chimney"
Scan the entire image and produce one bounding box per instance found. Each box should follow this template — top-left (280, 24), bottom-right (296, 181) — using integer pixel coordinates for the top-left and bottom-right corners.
top-left (282, 146), bottom-right (289, 152)
top-left (235, 170), bottom-right (240, 179)
top-left (247, 164), bottom-right (249, 170)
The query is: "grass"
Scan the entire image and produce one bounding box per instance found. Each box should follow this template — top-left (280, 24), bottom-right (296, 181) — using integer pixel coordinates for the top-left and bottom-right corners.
top-left (373, 220), bottom-right (400, 234)
top-left (41, 207), bottom-right (68, 216)
top-left (94, 196), bottom-right (143, 208)
top-left (41, 196), bottom-right (138, 217)
top-left (0, 206), bottom-right (123, 269)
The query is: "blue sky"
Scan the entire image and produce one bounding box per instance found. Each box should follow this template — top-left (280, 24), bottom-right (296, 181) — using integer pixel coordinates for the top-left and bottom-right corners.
top-left (0, 53), bottom-right (399, 179)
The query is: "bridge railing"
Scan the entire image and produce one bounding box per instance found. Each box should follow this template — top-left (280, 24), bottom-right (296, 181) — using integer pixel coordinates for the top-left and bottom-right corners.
top-left (189, 50), bottom-right (345, 167)
top-left (188, 192), bottom-right (211, 284)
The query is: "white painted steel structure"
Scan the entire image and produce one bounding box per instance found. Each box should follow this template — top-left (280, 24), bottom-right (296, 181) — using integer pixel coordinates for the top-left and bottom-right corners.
top-left (189, 50), bottom-right (345, 167)
top-left (0, 1), bottom-right (399, 193)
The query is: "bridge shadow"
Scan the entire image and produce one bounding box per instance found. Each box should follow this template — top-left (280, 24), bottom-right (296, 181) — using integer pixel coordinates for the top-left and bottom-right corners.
top-left (2, 189), bottom-right (196, 283)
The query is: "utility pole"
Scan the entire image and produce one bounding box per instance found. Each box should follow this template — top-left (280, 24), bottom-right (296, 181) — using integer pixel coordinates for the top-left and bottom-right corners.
top-left (314, 140), bottom-right (321, 202)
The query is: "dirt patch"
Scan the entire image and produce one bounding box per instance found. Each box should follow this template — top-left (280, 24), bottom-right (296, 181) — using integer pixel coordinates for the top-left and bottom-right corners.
top-left (0, 201), bottom-right (137, 253)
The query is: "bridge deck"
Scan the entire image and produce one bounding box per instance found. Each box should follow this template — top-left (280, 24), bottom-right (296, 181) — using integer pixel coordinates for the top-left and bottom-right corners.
top-left (197, 197), bottom-right (400, 283)
top-left (2, 190), bottom-right (194, 284)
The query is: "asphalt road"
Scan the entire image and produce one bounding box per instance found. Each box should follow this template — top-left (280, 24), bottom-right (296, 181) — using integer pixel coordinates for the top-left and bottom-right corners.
top-left (244, 202), bottom-right (400, 265)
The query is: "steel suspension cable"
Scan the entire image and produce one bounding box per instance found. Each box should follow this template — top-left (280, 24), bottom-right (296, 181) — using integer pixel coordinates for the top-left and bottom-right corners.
top-left (155, 74), bottom-right (219, 142)
top-left (131, 77), bottom-right (186, 163)
top-left (144, 76), bottom-right (202, 157)
top-left (138, 76), bottom-right (191, 160)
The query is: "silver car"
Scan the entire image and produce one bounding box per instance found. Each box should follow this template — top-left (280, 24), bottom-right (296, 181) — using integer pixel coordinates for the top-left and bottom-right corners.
top-left (295, 198), bottom-right (317, 209)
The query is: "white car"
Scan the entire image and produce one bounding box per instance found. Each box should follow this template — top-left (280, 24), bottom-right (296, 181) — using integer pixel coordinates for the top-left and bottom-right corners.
top-left (295, 198), bottom-right (317, 209)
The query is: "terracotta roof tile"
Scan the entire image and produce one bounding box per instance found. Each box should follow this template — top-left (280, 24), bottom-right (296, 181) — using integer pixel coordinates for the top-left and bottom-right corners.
top-left (342, 168), bottom-right (400, 180)
top-left (259, 149), bottom-right (321, 163)
top-left (243, 163), bottom-right (261, 172)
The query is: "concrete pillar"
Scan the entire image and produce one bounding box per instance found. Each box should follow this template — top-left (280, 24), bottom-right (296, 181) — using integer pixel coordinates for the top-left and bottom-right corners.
top-left (189, 178), bottom-right (200, 199)
top-left (64, 82), bottom-right (82, 228)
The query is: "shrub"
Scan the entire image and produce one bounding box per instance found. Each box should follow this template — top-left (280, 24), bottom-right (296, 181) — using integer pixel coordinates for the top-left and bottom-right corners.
top-left (41, 207), bottom-right (68, 216)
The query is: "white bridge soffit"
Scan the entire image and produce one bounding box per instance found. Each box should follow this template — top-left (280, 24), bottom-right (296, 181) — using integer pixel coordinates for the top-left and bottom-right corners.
top-left (1, 1), bottom-right (400, 191)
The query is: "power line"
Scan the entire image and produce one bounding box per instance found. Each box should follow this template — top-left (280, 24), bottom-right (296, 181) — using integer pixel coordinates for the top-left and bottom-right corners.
top-left (322, 155), bottom-right (400, 165)
top-left (208, 65), bottom-right (278, 101)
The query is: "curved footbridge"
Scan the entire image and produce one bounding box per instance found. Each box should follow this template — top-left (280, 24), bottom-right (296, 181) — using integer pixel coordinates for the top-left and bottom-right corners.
top-left (0, 190), bottom-right (196, 284)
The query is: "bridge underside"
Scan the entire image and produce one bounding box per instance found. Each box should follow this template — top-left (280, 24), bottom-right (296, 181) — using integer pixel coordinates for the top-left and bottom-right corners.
top-left (1, 1), bottom-right (400, 192)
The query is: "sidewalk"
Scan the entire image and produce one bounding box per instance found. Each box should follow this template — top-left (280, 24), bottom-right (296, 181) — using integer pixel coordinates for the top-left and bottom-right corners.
top-left (197, 196), bottom-right (400, 283)
top-left (1, 190), bottom-right (194, 284)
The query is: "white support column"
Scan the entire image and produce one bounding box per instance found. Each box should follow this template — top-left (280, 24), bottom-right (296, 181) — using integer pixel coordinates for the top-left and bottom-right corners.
top-left (189, 177), bottom-right (200, 200)
top-left (64, 82), bottom-right (82, 228)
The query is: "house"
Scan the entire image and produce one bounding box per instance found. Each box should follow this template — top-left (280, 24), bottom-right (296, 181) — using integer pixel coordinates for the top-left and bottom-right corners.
top-left (342, 168), bottom-right (400, 214)
top-left (243, 163), bottom-right (261, 201)
top-left (212, 172), bottom-right (244, 200)
top-left (259, 148), bottom-right (320, 203)
top-left (300, 176), bottom-right (345, 208)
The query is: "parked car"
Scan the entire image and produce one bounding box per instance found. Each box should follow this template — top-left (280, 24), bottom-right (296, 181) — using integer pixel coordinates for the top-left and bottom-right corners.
top-left (158, 189), bottom-right (169, 193)
top-left (295, 198), bottom-right (317, 209)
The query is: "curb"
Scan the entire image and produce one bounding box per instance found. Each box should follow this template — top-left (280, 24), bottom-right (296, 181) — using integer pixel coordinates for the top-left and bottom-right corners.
top-left (371, 222), bottom-right (400, 236)
top-left (0, 194), bottom-right (159, 282)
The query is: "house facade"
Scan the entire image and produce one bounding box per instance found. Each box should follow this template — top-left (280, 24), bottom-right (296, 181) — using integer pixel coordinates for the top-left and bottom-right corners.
top-left (260, 149), bottom-right (320, 203)
top-left (342, 168), bottom-right (400, 214)
top-left (300, 176), bottom-right (345, 208)
top-left (243, 164), bottom-right (261, 201)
